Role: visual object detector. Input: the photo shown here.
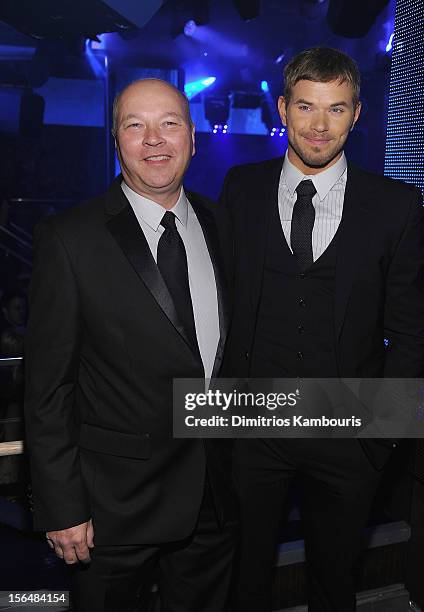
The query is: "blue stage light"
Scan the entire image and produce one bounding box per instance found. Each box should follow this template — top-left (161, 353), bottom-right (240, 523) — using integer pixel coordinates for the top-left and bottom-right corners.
top-left (184, 20), bottom-right (197, 37)
top-left (85, 39), bottom-right (106, 78)
top-left (261, 80), bottom-right (270, 93)
top-left (385, 32), bottom-right (394, 53)
top-left (184, 76), bottom-right (216, 100)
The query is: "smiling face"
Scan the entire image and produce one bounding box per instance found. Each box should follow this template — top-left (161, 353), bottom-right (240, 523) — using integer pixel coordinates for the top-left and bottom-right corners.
top-left (278, 79), bottom-right (361, 174)
top-left (114, 80), bottom-right (195, 208)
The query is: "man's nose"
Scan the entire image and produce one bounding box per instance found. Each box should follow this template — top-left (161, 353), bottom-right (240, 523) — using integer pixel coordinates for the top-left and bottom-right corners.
top-left (143, 126), bottom-right (164, 146)
top-left (310, 111), bottom-right (329, 132)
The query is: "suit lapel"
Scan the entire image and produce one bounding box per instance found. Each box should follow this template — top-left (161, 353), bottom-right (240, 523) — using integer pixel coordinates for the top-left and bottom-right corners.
top-left (247, 158), bottom-right (284, 313)
top-left (334, 163), bottom-right (373, 339)
top-left (105, 179), bottom-right (195, 353)
top-left (189, 194), bottom-right (230, 377)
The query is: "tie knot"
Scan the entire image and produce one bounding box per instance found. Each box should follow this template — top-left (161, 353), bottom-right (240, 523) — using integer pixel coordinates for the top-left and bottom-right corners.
top-left (296, 180), bottom-right (316, 199)
top-left (160, 211), bottom-right (177, 232)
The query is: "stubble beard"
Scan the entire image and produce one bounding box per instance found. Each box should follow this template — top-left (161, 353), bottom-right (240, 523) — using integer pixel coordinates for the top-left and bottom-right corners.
top-left (289, 137), bottom-right (344, 170)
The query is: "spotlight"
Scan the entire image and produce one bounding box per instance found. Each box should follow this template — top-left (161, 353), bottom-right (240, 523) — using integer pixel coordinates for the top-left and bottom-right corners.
top-left (184, 19), bottom-right (197, 37)
top-left (184, 76), bottom-right (216, 100)
top-left (211, 124), bottom-right (228, 135)
top-left (205, 96), bottom-right (230, 131)
top-left (385, 32), bottom-right (394, 53)
top-left (174, 0), bottom-right (210, 38)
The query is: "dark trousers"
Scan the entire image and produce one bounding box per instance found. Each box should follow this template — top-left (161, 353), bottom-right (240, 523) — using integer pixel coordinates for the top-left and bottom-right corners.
top-left (71, 480), bottom-right (235, 612)
top-left (232, 438), bottom-right (381, 612)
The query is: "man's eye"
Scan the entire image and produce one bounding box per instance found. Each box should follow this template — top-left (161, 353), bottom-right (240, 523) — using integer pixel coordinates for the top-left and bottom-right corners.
top-left (128, 123), bottom-right (142, 128)
top-left (331, 107), bottom-right (344, 113)
top-left (164, 121), bottom-right (178, 126)
top-left (298, 105), bottom-right (310, 111)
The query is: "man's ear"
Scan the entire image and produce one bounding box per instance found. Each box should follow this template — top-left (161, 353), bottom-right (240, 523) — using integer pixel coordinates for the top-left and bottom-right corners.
top-left (278, 96), bottom-right (288, 126)
top-left (191, 125), bottom-right (196, 157)
top-left (351, 101), bottom-right (362, 131)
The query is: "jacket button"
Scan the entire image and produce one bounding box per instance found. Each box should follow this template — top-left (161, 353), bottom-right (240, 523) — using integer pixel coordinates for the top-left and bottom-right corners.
top-left (245, 352), bottom-right (249, 360)
top-left (298, 324), bottom-right (304, 333)
top-left (297, 351), bottom-right (303, 359)
top-left (299, 298), bottom-right (306, 307)
top-left (299, 272), bottom-right (306, 279)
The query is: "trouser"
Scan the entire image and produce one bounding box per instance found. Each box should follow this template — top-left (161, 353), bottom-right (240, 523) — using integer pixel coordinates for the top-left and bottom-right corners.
top-left (232, 438), bottom-right (381, 612)
top-left (71, 479), bottom-right (236, 612)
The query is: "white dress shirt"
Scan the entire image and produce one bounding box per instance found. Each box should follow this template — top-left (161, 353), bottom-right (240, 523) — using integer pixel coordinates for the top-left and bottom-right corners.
top-left (121, 182), bottom-right (220, 380)
top-left (279, 152), bottom-right (348, 261)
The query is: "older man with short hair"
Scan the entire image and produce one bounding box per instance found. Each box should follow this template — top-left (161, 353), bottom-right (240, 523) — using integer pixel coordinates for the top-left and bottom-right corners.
top-left (25, 79), bottom-right (235, 612)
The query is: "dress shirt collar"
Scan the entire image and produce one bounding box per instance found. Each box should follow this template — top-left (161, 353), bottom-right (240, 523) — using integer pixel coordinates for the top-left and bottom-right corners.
top-left (121, 181), bottom-right (189, 231)
top-left (282, 151), bottom-right (347, 201)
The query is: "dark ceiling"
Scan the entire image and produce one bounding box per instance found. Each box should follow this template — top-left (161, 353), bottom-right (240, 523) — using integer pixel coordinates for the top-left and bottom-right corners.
top-left (0, 0), bottom-right (396, 98)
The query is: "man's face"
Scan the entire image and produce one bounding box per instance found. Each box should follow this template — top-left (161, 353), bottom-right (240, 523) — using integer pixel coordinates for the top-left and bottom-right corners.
top-left (278, 79), bottom-right (361, 174)
top-left (115, 81), bottom-right (195, 208)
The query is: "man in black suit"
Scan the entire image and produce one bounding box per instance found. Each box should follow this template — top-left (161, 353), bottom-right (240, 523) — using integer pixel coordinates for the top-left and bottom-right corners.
top-left (25, 79), bottom-right (235, 612)
top-left (221, 47), bottom-right (424, 611)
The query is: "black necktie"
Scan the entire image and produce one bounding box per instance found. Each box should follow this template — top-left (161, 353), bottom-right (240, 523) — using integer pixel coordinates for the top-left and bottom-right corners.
top-left (157, 211), bottom-right (199, 353)
top-left (290, 179), bottom-right (317, 271)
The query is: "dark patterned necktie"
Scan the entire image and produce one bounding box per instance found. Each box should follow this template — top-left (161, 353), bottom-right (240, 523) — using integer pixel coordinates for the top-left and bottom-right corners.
top-left (157, 211), bottom-right (199, 354)
top-left (290, 179), bottom-right (317, 271)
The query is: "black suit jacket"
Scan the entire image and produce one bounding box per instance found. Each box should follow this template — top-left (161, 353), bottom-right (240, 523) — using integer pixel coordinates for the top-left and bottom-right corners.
top-left (24, 177), bottom-right (234, 545)
top-left (221, 157), bottom-right (424, 467)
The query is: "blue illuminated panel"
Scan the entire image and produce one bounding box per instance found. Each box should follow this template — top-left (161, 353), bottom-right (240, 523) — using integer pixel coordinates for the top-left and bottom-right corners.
top-left (384, 0), bottom-right (424, 193)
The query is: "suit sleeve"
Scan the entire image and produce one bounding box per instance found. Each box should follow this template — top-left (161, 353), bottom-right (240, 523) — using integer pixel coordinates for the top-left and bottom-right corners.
top-left (24, 221), bottom-right (90, 531)
top-left (384, 187), bottom-right (424, 377)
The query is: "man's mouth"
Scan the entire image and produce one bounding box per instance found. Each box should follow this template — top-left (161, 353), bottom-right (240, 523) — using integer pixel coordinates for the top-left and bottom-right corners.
top-left (304, 136), bottom-right (331, 146)
top-left (144, 155), bottom-right (171, 161)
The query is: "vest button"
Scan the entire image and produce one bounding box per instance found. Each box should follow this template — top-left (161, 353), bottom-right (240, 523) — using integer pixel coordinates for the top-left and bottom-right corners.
top-left (297, 351), bottom-right (303, 359)
top-left (299, 298), bottom-right (306, 307)
top-left (298, 324), bottom-right (304, 333)
top-left (245, 352), bottom-right (249, 360)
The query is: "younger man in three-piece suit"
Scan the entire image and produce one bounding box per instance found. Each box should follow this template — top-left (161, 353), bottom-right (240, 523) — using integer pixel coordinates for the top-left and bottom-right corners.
top-left (221, 47), bottom-right (424, 611)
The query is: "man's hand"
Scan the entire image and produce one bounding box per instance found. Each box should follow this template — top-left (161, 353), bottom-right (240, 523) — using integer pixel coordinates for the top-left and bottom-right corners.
top-left (46, 519), bottom-right (94, 564)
